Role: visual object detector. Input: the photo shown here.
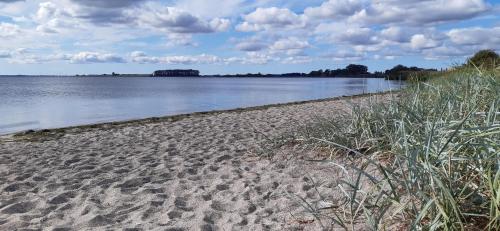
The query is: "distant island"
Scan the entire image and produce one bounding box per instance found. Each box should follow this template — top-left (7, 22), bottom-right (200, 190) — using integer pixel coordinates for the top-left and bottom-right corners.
top-left (153, 69), bottom-right (200, 77)
top-left (1, 64), bottom-right (440, 81)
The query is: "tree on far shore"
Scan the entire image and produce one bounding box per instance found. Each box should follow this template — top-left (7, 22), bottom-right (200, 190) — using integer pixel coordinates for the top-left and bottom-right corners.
top-left (346, 64), bottom-right (368, 75)
top-left (308, 64), bottom-right (369, 77)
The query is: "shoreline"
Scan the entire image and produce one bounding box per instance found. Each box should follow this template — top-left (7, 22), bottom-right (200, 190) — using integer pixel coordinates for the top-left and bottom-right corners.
top-left (0, 75), bottom-right (388, 79)
top-left (3, 91), bottom-right (394, 139)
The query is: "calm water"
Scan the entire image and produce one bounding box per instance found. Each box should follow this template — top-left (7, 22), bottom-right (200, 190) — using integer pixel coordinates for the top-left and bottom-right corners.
top-left (0, 76), bottom-right (403, 134)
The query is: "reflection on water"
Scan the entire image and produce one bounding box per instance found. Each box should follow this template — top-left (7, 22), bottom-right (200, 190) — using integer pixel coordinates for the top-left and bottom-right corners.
top-left (0, 76), bottom-right (403, 134)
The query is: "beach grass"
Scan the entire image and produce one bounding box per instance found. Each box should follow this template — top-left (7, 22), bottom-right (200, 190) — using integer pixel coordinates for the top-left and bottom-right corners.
top-left (284, 67), bottom-right (499, 230)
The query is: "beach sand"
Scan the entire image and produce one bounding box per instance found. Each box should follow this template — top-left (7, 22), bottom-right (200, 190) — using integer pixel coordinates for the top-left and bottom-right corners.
top-left (0, 93), bottom-right (391, 231)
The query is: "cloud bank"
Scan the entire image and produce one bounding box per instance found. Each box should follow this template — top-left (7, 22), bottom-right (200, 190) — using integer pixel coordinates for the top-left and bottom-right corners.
top-left (0, 0), bottom-right (497, 74)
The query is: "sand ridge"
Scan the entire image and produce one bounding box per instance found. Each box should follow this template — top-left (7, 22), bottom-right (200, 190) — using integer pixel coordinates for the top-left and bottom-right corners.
top-left (0, 94), bottom-right (390, 230)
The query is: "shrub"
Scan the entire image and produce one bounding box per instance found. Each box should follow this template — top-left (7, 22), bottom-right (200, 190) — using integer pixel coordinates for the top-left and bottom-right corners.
top-left (467, 49), bottom-right (499, 69)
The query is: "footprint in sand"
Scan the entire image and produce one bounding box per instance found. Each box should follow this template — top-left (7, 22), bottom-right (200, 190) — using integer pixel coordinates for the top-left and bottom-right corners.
top-left (1, 202), bottom-right (35, 214)
top-left (48, 191), bottom-right (76, 205)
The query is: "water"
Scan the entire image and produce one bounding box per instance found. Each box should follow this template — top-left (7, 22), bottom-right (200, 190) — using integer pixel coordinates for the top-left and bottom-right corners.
top-left (0, 76), bottom-right (403, 134)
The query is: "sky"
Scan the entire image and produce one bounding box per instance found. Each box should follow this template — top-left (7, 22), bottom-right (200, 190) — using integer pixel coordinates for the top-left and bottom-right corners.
top-left (0, 0), bottom-right (499, 75)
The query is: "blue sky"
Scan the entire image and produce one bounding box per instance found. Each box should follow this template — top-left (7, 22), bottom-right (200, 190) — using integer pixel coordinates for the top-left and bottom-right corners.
top-left (0, 0), bottom-right (499, 75)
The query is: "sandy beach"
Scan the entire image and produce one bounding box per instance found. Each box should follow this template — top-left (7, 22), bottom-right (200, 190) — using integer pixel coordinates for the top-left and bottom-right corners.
top-left (0, 93), bottom-right (390, 231)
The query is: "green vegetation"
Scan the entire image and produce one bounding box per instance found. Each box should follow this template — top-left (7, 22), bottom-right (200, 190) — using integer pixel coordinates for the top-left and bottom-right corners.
top-left (308, 64), bottom-right (371, 77)
top-left (284, 52), bottom-right (499, 230)
top-left (467, 49), bottom-right (500, 70)
top-left (209, 64), bottom-right (379, 78)
top-left (384, 65), bottom-right (439, 81)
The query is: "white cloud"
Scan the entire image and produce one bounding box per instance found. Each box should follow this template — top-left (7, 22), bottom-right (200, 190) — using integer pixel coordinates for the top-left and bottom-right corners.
top-left (8, 51), bottom-right (127, 64)
top-left (33, 2), bottom-right (84, 33)
top-left (209, 18), bottom-right (231, 32)
top-left (63, 0), bottom-right (146, 25)
top-left (165, 33), bottom-right (198, 47)
top-left (373, 54), bottom-right (397, 60)
top-left (447, 26), bottom-right (500, 47)
top-left (410, 34), bottom-right (441, 50)
top-left (237, 52), bottom-right (277, 65)
top-left (322, 50), bottom-right (367, 61)
top-left (236, 7), bottom-right (308, 32)
top-left (305, 0), bottom-right (362, 19)
top-left (350, 0), bottom-right (490, 26)
top-left (281, 56), bottom-right (313, 64)
top-left (234, 36), bottom-right (311, 57)
top-left (175, 0), bottom-right (245, 18)
top-left (0, 0), bottom-right (35, 18)
top-left (31, 1), bottom-right (231, 35)
top-left (337, 27), bottom-right (379, 45)
top-left (129, 52), bottom-right (276, 66)
top-left (422, 46), bottom-right (471, 60)
top-left (235, 40), bottom-right (268, 52)
top-left (270, 37), bottom-right (310, 55)
top-left (35, 2), bottom-right (59, 21)
top-left (130, 51), bottom-right (146, 58)
top-left (0, 22), bottom-right (21, 37)
top-left (131, 53), bottom-right (222, 65)
top-left (69, 52), bottom-right (126, 63)
top-left (68, 0), bottom-right (146, 8)
top-left (270, 37), bottom-right (309, 50)
top-left (36, 18), bottom-right (77, 33)
top-left (136, 5), bottom-right (231, 33)
top-left (0, 50), bottom-right (12, 58)
top-left (131, 52), bottom-right (278, 65)
top-left (380, 27), bottom-right (413, 43)
top-left (0, 0), bottom-right (24, 3)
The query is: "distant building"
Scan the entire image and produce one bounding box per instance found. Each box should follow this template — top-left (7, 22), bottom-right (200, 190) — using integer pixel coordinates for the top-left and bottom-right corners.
top-left (153, 69), bottom-right (200, 77)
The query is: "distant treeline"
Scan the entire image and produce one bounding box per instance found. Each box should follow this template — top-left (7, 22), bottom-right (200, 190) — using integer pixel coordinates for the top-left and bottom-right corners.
top-left (102, 64), bottom-right (442, 79)
top-left (205, 64), bottom-right (439, 79)
top-left (307, 64), bottom-right (377, 77)
top-left (206, 64), bottom-right (382, 78)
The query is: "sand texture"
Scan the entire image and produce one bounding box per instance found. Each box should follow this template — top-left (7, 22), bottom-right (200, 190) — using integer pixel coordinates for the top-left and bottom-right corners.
top-left (0, 94), bottom-right (389, 230)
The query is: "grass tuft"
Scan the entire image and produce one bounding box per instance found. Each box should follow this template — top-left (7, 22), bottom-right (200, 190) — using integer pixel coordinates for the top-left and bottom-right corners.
top-left (285, 68), bottom-right (499, 230)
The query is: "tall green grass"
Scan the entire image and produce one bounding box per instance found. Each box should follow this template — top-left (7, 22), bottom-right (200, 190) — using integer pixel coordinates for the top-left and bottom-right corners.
top-left (290, 68), bottom-right (499, 230)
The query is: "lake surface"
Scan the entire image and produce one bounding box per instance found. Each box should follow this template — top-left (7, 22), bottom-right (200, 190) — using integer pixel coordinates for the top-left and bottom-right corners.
top-left (0, 76), bottom-right (403, 134)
